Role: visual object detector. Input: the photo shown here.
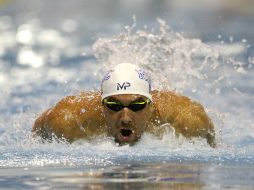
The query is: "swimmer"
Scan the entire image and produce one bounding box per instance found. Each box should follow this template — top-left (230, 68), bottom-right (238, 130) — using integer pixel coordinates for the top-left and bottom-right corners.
top-left (32, 63), bottom-right (216, 147)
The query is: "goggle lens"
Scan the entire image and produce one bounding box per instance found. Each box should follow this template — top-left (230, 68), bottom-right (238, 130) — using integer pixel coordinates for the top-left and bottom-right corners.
top-left (104, 99), bottom-right (149, 112)
top-left (105, 103), bottom-right (123, 112)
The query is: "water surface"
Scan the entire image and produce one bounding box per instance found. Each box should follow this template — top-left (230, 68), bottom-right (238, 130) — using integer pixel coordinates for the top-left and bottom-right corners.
top-left (0, 0), bottom-right (254, 189)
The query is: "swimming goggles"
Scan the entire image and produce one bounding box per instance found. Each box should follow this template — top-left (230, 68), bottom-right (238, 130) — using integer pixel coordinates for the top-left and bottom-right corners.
top-left (103, 98), bottom-right (150, 112)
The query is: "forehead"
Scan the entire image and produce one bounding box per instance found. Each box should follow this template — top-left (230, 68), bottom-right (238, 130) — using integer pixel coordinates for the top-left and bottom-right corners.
top-left (107, 94), bottom-right (146, 103)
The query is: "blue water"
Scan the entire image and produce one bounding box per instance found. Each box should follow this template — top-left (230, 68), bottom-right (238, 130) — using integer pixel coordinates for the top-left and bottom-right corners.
top-left (1, 0), bottom-right (254, 189)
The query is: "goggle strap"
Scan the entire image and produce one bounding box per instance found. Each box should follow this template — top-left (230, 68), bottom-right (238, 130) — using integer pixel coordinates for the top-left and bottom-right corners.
top-left (105, 101), bottom-right (147, 105)
top-left (132, 102), bottom-right (146, 105)
top-left (103, 99), bottom-right (150, 105)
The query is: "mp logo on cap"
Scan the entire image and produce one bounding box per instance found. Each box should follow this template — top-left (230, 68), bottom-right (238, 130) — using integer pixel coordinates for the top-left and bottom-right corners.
top-left (117, 82), bottom-right (131, 90)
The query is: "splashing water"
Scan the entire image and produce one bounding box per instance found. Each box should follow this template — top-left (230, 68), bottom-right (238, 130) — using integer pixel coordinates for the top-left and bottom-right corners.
top-left (0, 17), bottom-right (254, 169)
top-left (93, 18), bottom-right (254, 148)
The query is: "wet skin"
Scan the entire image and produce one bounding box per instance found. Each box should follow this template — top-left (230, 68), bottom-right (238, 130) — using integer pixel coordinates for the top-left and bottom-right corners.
top-left (102, 94), bottom-right (153, 145)
top-left (32, 91), bottom-right (216, 147)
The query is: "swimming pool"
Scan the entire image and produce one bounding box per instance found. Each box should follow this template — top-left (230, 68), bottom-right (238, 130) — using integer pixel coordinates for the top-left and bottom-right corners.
top-left (0, 0), bottom-right (254, 189)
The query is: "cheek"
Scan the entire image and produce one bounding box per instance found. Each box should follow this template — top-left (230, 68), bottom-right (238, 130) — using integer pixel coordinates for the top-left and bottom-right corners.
top-left (104, 111), bottom-right (117, 128)
top-left (136, 112), bottom-right (150, 129)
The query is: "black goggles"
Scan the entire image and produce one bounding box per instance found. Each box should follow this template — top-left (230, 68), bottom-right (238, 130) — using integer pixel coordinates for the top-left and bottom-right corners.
top-left (103, 98), bottom-right (150, 112)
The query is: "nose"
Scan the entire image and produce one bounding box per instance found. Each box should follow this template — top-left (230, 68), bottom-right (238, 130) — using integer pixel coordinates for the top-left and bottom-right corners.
top-left (120, 108), bottom-right (132, 127)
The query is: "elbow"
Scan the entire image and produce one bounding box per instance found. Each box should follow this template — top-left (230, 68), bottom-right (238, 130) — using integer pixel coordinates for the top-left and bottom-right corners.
top-left (205, 131), bottom-right (216, 148)
top-left (32, 115), bottom-right (53, 142)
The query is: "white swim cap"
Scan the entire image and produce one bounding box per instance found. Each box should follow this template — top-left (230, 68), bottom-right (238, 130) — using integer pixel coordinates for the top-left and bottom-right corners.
top-left (101, 63), bottom-right (152, 100)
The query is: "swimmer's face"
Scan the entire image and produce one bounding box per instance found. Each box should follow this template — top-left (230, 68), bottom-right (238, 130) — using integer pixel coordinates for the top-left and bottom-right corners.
top-left (102, 94), bottom-right (153, 145)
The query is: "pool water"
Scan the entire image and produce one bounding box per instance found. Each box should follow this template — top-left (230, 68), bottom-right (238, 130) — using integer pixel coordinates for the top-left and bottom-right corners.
top-left (0, 0), bottom-right (254, 189)
top-left (1, 162), bottom-right (254, 189)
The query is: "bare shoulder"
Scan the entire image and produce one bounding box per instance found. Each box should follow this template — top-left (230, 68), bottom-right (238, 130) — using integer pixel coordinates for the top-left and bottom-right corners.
top-left (151, 90), bottom-right (216, 147)
top-left (151, 90), bottom-right (193, 120)
top-left (32, 91), bottom-right (106, 142)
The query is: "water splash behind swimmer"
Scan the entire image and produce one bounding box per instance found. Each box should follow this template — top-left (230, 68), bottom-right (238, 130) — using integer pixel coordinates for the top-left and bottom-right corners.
top-left (93, 19), bottom-right (254, 149)
top-left (94, 19), bottom-right (214, 92)
top-left (1, 18), bottom-right (254, 167)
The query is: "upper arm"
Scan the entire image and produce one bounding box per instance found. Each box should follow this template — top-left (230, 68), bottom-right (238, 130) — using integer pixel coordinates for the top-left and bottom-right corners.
top-left (32, 92), bottom-right (105, 142)
top-left (152, 91), bottom-right (216, 147)
top-left (32, 97), bottom-right (81, 142)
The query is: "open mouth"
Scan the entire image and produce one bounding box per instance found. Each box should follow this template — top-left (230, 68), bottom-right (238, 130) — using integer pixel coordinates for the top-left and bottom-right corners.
top-left (120, 128), bottom-right (133, 137)
top-left (115, 128), bottom-right (136, 145)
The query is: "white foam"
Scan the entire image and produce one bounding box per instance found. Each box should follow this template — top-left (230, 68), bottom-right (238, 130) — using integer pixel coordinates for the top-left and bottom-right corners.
top-left (0, 19), bottom-right (254, 167)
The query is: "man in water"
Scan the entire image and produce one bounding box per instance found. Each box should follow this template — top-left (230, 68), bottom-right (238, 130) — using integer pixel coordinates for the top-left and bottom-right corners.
top-left (32, 63), bottom-right (216, 147)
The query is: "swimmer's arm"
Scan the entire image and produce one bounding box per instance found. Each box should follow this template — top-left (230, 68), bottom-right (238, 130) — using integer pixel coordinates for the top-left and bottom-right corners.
top-left (153, 91), bottom-right (216, 147)
top-left (32, 92), bottom-right (105, 142)
top-left (173, 100), bottom-right (216, 147)
top-left (32, 103), bottom-right (87, 142)
top-left (32, 108), bottom-right (54, 141)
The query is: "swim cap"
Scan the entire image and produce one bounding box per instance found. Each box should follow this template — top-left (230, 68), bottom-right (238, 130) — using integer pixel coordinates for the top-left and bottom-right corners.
top-left (101, 63), bottom-right (152, 100)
